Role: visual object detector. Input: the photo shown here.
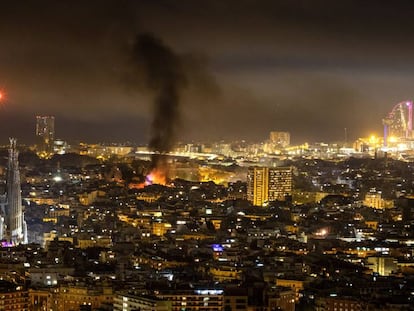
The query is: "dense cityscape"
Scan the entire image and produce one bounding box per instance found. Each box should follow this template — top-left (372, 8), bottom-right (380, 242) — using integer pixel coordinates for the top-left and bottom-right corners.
top-left (0, 109), bottom-right (413, 310)
top-left (3, 1), bottom-right (414, 310)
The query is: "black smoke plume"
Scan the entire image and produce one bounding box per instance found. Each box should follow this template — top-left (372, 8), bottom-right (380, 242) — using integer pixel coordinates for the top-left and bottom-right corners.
top-left (131, 33), bottom-right (187, 174)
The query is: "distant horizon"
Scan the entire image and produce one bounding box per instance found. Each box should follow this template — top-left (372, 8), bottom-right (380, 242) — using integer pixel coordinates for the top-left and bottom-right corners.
top-left (0, 131), bottom-right (385, 148)
top-left (1, 1), bottom-right (414, 145)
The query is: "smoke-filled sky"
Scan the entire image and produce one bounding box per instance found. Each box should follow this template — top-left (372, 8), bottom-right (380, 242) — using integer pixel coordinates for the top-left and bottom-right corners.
top-left (1, 0), bottom-right (414, 144)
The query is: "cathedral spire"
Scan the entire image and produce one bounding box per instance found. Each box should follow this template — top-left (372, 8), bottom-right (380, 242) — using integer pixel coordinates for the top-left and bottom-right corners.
top-left (0, 138), bottom-right (27, 245)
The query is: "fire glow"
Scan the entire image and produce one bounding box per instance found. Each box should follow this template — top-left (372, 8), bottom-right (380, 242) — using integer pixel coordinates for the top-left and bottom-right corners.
top-left (145, 168), bottom-right (167, 186)
top-left (129, 168), bottom-right (168, 189)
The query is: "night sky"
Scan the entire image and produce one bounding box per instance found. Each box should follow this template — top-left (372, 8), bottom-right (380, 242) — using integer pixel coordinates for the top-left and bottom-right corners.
top-left (1, 0), bottom-right (414, 144)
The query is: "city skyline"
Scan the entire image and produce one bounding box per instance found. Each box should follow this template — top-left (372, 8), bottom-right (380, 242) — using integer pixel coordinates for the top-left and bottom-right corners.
top-left (1, 1), bottom-right (414, 144)
top-left (1, 2), bottom-right (414, 307)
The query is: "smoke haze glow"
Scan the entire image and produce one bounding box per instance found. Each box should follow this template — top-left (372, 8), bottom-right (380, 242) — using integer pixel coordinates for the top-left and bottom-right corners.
top-left (1, 1), bottom-right (414, 143)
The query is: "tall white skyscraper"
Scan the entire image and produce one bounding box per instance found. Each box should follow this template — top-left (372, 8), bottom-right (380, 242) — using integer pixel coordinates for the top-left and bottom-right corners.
top-left (0, 138), bottom-right (27, 245)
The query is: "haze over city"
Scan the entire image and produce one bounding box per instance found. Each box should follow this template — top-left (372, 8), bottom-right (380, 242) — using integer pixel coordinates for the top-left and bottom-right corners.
top-left (1, 0), bottom-right (414, 143)
top-left (1, 2), bottom-right (414, 310)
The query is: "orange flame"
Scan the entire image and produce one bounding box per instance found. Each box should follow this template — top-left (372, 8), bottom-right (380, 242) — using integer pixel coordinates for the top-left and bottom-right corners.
top-left (128, 168), bottom-right (168, 189)
top-left (145, 168), bottom-right (167, 186)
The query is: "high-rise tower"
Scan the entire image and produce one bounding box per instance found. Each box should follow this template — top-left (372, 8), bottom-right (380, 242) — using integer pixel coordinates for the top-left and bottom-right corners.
top-left (36, 115), bottom-right (55, 157)
top-left (0, 138), bottom-right (27, 244)
top-left (247, 166), bottom-right (293, 206)
top-left (247, 167), bottom-right (269, 206)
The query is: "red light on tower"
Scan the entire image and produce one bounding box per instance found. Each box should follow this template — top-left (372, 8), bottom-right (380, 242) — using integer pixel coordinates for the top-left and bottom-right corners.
top-left (0, 90), bottom-right (8, 106)
top-left (0, 90), bottom-right (6, 102)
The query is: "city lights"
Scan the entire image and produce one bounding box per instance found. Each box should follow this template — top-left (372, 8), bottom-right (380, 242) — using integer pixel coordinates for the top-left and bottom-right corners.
top-left (1, 2), bottom-right (414, 310)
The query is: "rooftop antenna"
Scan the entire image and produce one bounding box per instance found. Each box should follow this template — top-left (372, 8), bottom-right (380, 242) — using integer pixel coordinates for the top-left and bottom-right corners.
top-left (344, 127), bottom-right (348, 146)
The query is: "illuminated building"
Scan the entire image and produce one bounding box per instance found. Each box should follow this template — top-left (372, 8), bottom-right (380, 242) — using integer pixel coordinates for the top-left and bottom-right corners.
top-left (113, 293), bottom-right (171, 311)
top-left (136, 193), bottom-right (162, 203)
top-left (270, 131), bottom-right (290, 148)
top-left (157, 289), bottom-right (224, 311)
top-left (276, 278), bottom-right (304, 302)
top-left (247, 167), bottom-right (268, 206)
top-left (0, 139), bottom-right (27, 245)
top-left (247, 167), bottom-right (293, 206)
top-left (363, 189), bottom-right (393, 209)
top-left (268, 167), bottom-right (293, 201)
top-left (0, 280), bottom-right (29, 310)
top-left (268, 289), bottom-right (296, 311)
top-left (209, 266), bottom-right (243, 282)
top-left (79, 190), bottom-right (101, 206)
top-left (152, 221), bottom-right (172, 236)
top-left (57, 283), bottom-right (113, 311)
top-left (82, 144), bottom-right (134, 159)
top-left (29, 289), bottom-right (56, 311)
top-left (53, 139), bottom-right (69, 155)
top-left (315, 297), bottom-right (362, 311)
top-left (28, 267), bottom-right (74, 287)
top-left (367, 256), bottom-right (398, 276)
top-left (36, 115), bottom-right (55, 156)
top-left (363, 190), bottom-right (384, 209)
top-left (76, 235), bottom-right (112, 249)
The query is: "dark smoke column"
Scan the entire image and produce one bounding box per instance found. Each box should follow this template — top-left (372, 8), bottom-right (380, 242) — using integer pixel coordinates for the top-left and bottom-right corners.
top-left (132, 33), bottom-right (187, 184)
